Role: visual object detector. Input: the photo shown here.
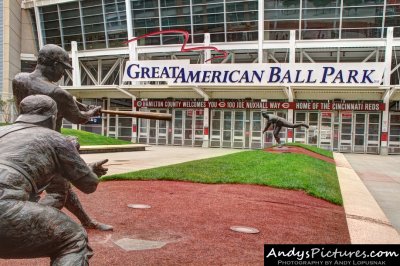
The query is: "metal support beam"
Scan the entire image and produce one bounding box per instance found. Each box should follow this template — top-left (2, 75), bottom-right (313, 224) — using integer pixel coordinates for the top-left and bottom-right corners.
top-left (101, 58), bottom-right (122, 85)
top-left (33, 2), bottom-right (44, 48)
top-left (391, 63), bottom-right (400, 75)
top-left (64, 69), bottom-right (72, 81)
top-left (97, 59), bottom-right (102, 84)
top-left (284, 86), bottom-right (294, 102)
top-left (289, 30), bottom-right (296, 63)
top-left (204, 33), bottom-right (211, 63)
top-left (381, 27), bottom-right (394, 155)
top-left (268, 53), bottom-right (279, 63)
top-left (258, 0), bottom-right (264, 64)
top-left (193, 86), bottom-right (210, 100)
top-left (71, 41), bottom-right (81, 86)
top-left (362, 50), bottom-right (377, 63)
top-left (286, 85), bottom-right (294, 142)
top-left (80, 62), bottom-right (98, 85)
top-left (221, 53), bottom-right (232, 63)
top-left (302, 51), bottom-right (315, 63)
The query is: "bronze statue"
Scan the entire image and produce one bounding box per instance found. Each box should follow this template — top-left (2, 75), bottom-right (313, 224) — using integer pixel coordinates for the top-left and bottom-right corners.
top-left (262, 111), bottom-right (309, 146)
top-left (0, 95), bottom-right (108, 264)
top-left (12, 44), bottom-right (112, 231)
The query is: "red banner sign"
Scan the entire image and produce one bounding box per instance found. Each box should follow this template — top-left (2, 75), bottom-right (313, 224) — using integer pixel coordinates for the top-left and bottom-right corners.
top-left (134, 100), bottom-right (385, 111)
top-left (294, 102), bottom-right (385, 111)
top-left (134, 100), bottom-right (293, 109)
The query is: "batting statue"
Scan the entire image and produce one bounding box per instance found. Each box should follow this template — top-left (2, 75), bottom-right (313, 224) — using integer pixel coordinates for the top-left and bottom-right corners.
top-left (262, 111), bottom-right (309, 146)
top-left (12, 44), bottom-right (112, 231)
top-left (0, 95), bottom-right (108, 265)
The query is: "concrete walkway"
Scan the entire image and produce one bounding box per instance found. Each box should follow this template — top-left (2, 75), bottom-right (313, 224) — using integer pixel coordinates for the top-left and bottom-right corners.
top-left (335, 153), bottom-right (400, 243)
top-left (343, 154), bottom-right (400, 234)
top-left (81, 146), bottom-right (242, 176)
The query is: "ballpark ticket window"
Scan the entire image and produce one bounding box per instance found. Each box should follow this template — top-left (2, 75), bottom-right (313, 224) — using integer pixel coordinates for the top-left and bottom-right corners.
top-left (173, 109), bottom-right (203, 146)
top-left (354, 113), bottom-right (366, 153)
top-left (250, 111), bottom-right (263, 149)
top-left (233, 111), bottom-right (245, 148)
top-left (173, 110), bottom-right (184, 145)
top-left (320, 112), bottom-right (333, 150)
top-left (210, 110), bottom-right (246, 148)
top-left (366, 113), bottom-right (380, 154)
top-left (222, 111), bottom-right (232, 148)
top-left (389, 113), bottom-right (400, 154)
top-left (194, 110), bottom-right (204, 146)
top-left (108, 117), bottom-right (116, 138)
top-left (210, 110), bottom-right (222, 147)
top-left (339, 112), bottom-right (353, 152)
top-left (308, 112), bottom-right (319, 146)
top-left (138, 109), bottom-right (169, 145)
top-left (294, 112), bottom-right (325, 148)
top-left (158, 110), bottom-right (168, 145)
top-left (117, 116), bottom-right (132, 141)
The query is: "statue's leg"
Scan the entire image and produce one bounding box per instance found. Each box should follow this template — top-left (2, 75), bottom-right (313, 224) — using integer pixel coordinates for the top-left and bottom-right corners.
top-left (65, 189), bottom-right (113, 231)
top-left (282, 121), bottom-right (309, 129)
top-left (0, 200), bottom-right (92, 265)
top-left (273, 126), bottom-right (282, 144)
top-left (39, 174), bottom-right (69, 209)
top-left (40, 175), bottom-right (113, 231)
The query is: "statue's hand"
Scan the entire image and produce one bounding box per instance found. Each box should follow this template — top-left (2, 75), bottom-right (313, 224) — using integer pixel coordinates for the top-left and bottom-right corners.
top-left (85, 106), bottom-right (102, 117)
top-left (89, 159), bottom-right (109, 177)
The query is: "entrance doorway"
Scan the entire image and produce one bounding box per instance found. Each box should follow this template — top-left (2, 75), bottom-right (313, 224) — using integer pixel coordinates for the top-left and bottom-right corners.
top-left (210, 110), bottom-right (246, 148)
top-left (389, 113), bottom-right (400, 154)
top-left (172, 109), bottom-right (204, 146)
top-left (138, 109), bottom-right (170, 145)
top-left (106, 108), bottom-right (133, 141)
top-left (339, 112), bottom-right (380, 153)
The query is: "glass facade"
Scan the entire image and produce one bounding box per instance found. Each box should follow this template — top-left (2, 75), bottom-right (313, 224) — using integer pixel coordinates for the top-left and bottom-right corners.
top-left (38, 0), bottom-right (400, 51)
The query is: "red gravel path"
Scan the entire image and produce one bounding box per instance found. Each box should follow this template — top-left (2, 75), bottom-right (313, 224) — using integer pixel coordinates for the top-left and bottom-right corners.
top-left (0, 180), bottom-right (350, 266)
top-left (264, 146), bottom-right (336, 164)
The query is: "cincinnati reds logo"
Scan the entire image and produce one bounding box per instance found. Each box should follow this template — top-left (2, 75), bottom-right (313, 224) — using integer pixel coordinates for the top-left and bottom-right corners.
top-left (281, 103), bottom-right (290, 108)
top-left (136, 101), bottom-right (142, 107)
top-left (218, 102), bottom-right (226, 108)
top-left (126, 30), bottom-right (228, 62)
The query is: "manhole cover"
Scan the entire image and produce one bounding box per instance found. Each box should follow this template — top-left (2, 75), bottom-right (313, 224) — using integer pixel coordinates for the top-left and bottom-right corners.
top-left (128, 204), bottom-right (151, 209)
top-left (230, 226), bottom-right (260, 234)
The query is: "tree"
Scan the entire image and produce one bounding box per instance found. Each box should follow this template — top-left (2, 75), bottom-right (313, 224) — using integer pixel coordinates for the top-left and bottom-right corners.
top-left (0, 98), bottom-right (16, 123)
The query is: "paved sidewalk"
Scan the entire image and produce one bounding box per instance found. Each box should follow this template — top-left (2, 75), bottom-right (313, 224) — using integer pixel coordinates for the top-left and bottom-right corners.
top-left (335, 153), bottom-right (400, 243)
top-left (82, 146), bottom-right (242, 176)
top-left (343, 154), bottom-right (400, 234)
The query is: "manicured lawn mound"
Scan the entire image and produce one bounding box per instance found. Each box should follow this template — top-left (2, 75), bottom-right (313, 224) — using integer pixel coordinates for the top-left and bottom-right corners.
top-left (285, 142), bottom-right (333, 158)
top-left (103, 150), bottom-right (342, 205)
top-left (61, 128), bottom-right (132, 146)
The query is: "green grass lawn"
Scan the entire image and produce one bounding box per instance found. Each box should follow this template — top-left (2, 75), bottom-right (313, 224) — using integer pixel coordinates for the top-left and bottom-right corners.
top-left (0, 124), bottom-right (131, 146)
top-left (61, 128), bottom-right (132, 146)
top-left (284, 142), bottom-right (333, 158)
top-left (104, 150), bottom-right (342, 205)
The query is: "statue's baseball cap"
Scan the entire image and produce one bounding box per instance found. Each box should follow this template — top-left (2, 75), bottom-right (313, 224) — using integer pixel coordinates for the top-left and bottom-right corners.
top-left (16, 95), bottom-right (58, 124)
top-left (38, 44), bottom-right (73, 70)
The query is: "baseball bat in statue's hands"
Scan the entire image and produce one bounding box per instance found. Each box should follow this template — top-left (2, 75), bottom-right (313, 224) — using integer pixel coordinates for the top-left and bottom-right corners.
top-left (101, 110), bottom-right (172, 121)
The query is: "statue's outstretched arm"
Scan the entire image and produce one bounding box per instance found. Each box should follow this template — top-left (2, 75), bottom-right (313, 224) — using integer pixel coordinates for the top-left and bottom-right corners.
top-left (263, 122), bottom-right (271, 133)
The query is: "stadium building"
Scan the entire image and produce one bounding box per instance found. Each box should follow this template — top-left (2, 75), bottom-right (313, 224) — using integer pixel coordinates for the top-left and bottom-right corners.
top-left (2, 0), bottom-right (400, 154)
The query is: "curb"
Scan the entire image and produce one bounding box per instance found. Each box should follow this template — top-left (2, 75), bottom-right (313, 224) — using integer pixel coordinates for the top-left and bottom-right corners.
top-left (79, 144), bottom-right (148, 154)
top-left (334, 153), bottom-right (400, 244)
